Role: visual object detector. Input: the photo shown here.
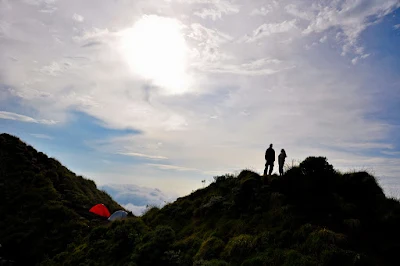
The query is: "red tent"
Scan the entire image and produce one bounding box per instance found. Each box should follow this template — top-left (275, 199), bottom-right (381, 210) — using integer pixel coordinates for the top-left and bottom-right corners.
top-left (89, 204), bottom-right (111, 218)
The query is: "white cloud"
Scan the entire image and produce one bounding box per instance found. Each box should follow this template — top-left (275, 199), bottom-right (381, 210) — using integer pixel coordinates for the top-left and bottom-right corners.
top-left (351, 53), bottom-right (370, 65)
top-left (117, 152), bottom-right (167, 160)
top-left (287, 0), bottom-right (400, 56)
top-left (381, 151), bottom-right (400, 156)
top-left (24, 0), bottom-right (57, 6)
top-left (186, 23), bottom-right (234, 70)
top-left (39, 6), bottom-right (57, 13)
top-left (72, 27), bottom-right (111, 43)
top-left (394, 24), bottom-right (400, 30)
top-left (100, 184), bottom-right (177, 215)
top-left (24, 0), bottom-right (58, 13)
top-left (147, 163), bottom-right (199, 172)
top-left (0, 20), bottom-right (10, 37)
top-left (72, 13), bottom-right (84, 22)
top-left (30, 133), bottom-right (54, 139)
top-left (250, 5), bottom-right (273, 16)
top-left (194, 6), bottom-right (239, 20)
top-left (0, 111), bottom-right (57, 125)
top-left (242, 20), bottom-right (298, 43)
top-left (174, 0), bottom-right (239, 20)
top-left (198, 57), bottom-right (293, 76)
top-left (39, 61), bottom-right (70, 76)
top-left (319, 35), bottom-right (327, 43)
top-left (123, 204), bottom-right (147, 216)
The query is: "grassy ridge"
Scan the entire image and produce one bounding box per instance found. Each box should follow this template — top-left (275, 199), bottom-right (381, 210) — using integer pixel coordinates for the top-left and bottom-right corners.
top-left (0, 133), bottom-right (123, 265)
top-left (1, 133), bottom-right (400, 266)
top-left (44, 158), bottom-right (400, 266)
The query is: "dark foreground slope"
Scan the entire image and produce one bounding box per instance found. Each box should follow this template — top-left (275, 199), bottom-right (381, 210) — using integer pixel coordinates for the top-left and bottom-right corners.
top-left (0, 133), bottom-right (122, 265)
top-left (43, 158), bottom-right (400, 266)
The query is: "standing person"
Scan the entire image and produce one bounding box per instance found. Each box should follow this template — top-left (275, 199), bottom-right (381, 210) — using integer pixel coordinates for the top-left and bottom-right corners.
top-left (264, 144), bottom-right (275, 175)
top-left (278, 149), bottom-right (287, 176)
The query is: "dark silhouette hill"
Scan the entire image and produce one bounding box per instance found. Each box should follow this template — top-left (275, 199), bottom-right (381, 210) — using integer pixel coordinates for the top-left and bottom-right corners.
top-left (0, 133), bottom-right (123, 265)
top-left (43, 160), bottom-right (400, 265)
top-left (1, 133), bottom-right (400, 266)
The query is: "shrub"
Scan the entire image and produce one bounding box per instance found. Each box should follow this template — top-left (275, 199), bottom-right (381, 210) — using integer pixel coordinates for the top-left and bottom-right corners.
top-left (195, 237), bottom-right (225, 260)
top-left (299, 157), bottom-right (335, 177)
top-left (320, 248), bottom-right (357, 266)
top-left (222, 234), bottom-right (256, 260)
top-left (269, 192), bottom-right (286, 208)
top-left (304, 228), bottom-right (347, 254)
top-left (293, 224), bottom-right (315, 242)
top-left (283, 249), bottom-right (315, 266)
top-left (241, 249), bottom-right (284, 266)
top-left (343, 219), bottom-right (361, 232)
top-left (153, 225), bottom-right (176, 245)
top-left (193, 259), bottom-right (229, 266)
top-left (257, 231), bottom-right (277, 249)
top-left (174, 234), bottom-right (202, 254)
top-left (214, 175), bottom-right (226, 183)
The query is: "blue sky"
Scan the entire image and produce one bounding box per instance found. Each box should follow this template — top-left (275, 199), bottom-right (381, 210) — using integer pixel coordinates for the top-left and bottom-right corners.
top-left (1, 0), bottom-right (400, 211)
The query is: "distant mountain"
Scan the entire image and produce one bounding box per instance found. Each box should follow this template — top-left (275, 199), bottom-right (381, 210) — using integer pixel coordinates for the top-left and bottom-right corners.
top-left (0, 133), bottom-right (123, 265)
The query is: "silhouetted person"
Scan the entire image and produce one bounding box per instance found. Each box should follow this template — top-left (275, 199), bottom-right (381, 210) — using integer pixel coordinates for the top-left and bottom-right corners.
top-left (264, 144), bottom-right (275, 175)
top-left (278, 149), bottom-right (287, 176)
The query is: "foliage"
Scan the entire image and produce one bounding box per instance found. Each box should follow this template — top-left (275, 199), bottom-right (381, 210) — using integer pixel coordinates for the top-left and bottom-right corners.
top-left (0, 133), bottom-right (123, 265)
top-left (2, 134), bottom-right (400, 266)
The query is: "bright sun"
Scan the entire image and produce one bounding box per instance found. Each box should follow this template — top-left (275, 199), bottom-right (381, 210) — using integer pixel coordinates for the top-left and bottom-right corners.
top-left (120, 15), bottom-right (191, 94)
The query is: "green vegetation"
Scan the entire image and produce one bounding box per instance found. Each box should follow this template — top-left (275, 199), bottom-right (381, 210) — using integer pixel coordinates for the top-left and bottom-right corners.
top-left (1, 133), bottom-right (400, 265)
top-left (0, 133), bottom-right (123, 265)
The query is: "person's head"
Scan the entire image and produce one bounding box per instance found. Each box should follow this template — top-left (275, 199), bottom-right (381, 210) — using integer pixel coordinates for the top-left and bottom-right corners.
top-left (281, 149), bottom-right (285, 153)
top-left (269, 144), bottom-right (273, 148)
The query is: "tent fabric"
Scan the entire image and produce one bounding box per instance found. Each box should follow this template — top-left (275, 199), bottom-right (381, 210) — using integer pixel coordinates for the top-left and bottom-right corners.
top-left (108, 210), bottom-right (128, 221)
top-left (89, 204), bottom-right (111, 218)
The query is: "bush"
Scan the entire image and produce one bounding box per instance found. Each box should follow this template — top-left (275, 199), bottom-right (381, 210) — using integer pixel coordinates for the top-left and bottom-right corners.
top-left (154, 225), bottom-right (176, 245)
top-left (299, 157), bottom-right (335, 177)
top-left (222, 234), bottom-right (256, 260)
top-left (304, 228), bottom-right (347, 254)
top-left (241, 249), bottom-right (284, 266)
top-left (195, 237), bottom-right (225, 261)
top-left (320, 248), bottom-right (358, 266)
top-left (193, 259), bottom-right (229, 266)
top-left (283, 249), bottom-right (315, 266)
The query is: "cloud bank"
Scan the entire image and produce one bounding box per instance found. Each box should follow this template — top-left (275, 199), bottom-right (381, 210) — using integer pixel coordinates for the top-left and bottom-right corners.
top-left (100, 184), bottom-right (177, 216)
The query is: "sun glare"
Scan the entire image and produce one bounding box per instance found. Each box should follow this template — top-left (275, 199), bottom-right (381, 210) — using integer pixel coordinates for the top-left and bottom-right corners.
top-left (120, 15), bottom-right (191, 94)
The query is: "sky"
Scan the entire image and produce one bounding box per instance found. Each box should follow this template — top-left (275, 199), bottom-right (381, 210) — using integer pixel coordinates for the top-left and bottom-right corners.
top-left (1, 0), bottom-right (400, 214)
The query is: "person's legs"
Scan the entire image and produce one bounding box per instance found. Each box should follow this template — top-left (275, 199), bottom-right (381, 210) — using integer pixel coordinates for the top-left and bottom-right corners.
top-left (264, 164), bottom-right (268, 176)
top-left (268, 163), bottom-right (274, 175)
top-left (279, 164), bottom-right (283, 176)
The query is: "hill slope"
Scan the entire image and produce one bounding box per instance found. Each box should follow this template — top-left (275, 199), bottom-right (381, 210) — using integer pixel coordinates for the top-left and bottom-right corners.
top-left (0, 133), bottom-right (123, 265)
top-left (2, 133), bottom-right (400, 266)
top-left (42, 158), bottom-right (400, 266)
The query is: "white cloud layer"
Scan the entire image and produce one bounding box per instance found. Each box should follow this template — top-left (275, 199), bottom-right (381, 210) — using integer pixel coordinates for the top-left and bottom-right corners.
top-left (72, 13), bottom-right (84, 22)
top-left (0, 111), bottom-right (57, 125)
top-left (30, 133), bottom-right (54, 139)
top-left (242, 20), bottom-right (298, 43)
top-left (100, 184), bottom-right (177, 215)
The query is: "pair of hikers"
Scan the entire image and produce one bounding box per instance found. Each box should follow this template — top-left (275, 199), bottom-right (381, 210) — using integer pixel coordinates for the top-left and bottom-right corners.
top-left (264, 144), bottom-right (287, 176)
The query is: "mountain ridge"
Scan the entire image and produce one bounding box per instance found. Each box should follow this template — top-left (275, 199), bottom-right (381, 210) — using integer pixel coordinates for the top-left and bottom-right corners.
top-left (1, 133), bottom-right (400, 266)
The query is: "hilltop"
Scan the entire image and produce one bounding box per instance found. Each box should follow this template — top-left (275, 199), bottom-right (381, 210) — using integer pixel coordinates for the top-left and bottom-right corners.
top-left (0, 133), bottom-right (123, 265)
top-left (1, 133), bottom-right (400, 266)
top-left (44, 160), bottom-right (400, 265)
